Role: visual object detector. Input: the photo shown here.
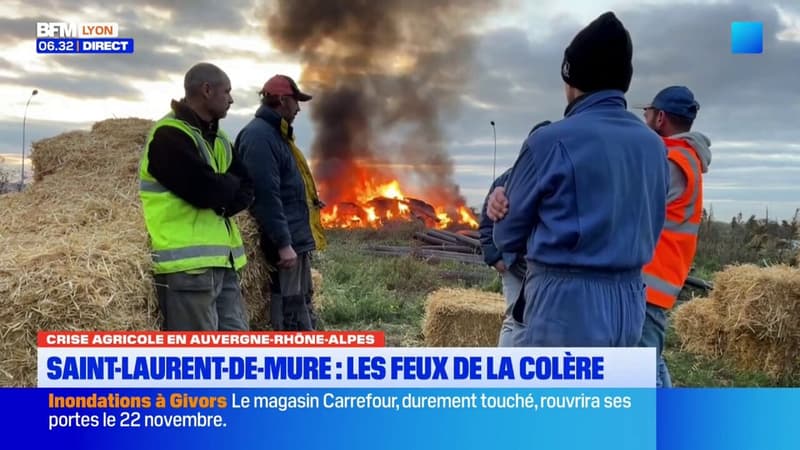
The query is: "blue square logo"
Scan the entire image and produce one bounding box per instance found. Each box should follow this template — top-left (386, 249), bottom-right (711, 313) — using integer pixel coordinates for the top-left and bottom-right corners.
top-left (731, 21), bottom-right (763, 54)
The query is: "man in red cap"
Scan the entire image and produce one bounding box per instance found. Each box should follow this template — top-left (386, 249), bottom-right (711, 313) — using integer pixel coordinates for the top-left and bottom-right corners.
top-left (236, 74), bottom-right (327, 331)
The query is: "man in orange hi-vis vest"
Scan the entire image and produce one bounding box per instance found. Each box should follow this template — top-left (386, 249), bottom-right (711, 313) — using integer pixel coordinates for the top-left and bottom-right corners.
top-left (637, 86), bottom-right (712, 387)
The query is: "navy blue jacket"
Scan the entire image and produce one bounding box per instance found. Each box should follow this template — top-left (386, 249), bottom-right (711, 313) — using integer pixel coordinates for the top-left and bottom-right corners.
top-left (236, 106), bottom-right (315, 263)
top-left (479, 121), bottom-right (552, 278)
top-left (479, 169), bottom-right (516, 267)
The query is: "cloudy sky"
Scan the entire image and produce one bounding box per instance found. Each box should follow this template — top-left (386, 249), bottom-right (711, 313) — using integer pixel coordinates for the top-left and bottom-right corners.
top-left (1, 0), bottom-right (799, 221)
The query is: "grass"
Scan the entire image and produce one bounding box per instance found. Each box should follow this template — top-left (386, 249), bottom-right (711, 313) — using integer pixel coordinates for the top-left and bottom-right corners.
top-left (312, 227), bottom-right (498, 347)
top-left (310, 216), bottom-right (799, 387)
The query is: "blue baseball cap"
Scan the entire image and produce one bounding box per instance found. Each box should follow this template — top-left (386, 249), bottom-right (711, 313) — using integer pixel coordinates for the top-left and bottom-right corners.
top-left (638, 85), bottom-right (700, 120)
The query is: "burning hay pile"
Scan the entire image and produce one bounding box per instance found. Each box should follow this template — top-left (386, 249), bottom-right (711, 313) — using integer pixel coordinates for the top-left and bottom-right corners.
top-left (0, 118), bottom-right (271, 387)
top-left (265, 0), bottom-right (490, 233)
top-left (422, 287), bottom-right (505, 347)
top-left (672, 264), bottom-right (800, 382)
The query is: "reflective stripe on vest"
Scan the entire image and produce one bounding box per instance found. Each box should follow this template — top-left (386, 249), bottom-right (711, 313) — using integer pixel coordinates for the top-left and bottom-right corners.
top-left (643, 273), bottom-right (682, 297)
top-left (673, 146), bottom-right (701, 225)
top-left (663, 220), bottom-right (700, 234)
top-left (642, 139), bottom-right (704, 309)
top-left (153, 245), bottom-right (246, 263)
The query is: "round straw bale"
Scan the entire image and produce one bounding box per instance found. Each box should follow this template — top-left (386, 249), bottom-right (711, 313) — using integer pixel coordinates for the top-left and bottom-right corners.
top-left (0, 118), bottom-right (274, 387)
top-left (422, 287), bottom-right (504, 347)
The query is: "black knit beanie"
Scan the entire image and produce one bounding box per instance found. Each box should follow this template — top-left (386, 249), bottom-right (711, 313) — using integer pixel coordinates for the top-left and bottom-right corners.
top-left (560, 11), bottom-right (633, 93)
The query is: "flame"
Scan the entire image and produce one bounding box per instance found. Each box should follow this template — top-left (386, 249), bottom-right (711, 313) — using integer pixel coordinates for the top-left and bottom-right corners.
top-left (378, 180), bottom-right (404, 200)
top-left (320, 179), bottom-right (478, 230)
top-left (365, 207), bottom-right (377, 222)
top-left (458, 206), bottom-right (479, 229)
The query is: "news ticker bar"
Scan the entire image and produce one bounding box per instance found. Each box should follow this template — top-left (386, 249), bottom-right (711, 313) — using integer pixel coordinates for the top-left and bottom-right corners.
top-left (5, 387), bottom-right (658, 450)
top-left (38, 331), bottom-right (385, 347)
top-left (36, 38), bottom-right (134, 54)
top-left (38, 348), bottom-right (656, 388)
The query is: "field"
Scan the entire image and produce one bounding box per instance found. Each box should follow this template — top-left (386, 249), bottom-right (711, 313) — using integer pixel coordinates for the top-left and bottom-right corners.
top-left (2, 119), bottom-right (798, 387)
top-left (310, 211), bottom-right (800, 387)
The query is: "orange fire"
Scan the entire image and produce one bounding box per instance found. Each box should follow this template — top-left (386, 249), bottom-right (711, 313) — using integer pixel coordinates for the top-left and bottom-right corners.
top-left (320, 179), bottom-right (479, 230)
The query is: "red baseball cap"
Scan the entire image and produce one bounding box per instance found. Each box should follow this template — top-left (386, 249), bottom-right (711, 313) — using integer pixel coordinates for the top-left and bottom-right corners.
top-left (260, 75), bottom-right (312, 101)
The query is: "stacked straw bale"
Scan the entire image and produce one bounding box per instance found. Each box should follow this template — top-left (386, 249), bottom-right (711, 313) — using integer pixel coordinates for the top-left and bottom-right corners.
top-left (308, 268), bottom-right (329, 314)
top-left (672, 264), bottom-right (800, 382)
top-left (0, 118), bottom-right (272, 387)
top-left (422, 287), bottom-right (505, 347)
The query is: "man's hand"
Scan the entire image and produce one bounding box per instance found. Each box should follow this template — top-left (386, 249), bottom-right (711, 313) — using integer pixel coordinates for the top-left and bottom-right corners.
top-left (493, 260), bottom-right (507, 274)
top-left (487, 186), bottom-right (509, 221)
top-left (278, 245), bottom-right (298, 269)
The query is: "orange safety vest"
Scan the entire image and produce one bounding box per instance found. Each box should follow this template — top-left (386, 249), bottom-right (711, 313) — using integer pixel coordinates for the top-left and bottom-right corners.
top-left (643, 137), bottom-right (704, 309)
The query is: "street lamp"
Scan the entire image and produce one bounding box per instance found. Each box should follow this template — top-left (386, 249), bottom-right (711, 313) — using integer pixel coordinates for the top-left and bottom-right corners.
top-left (490, 121), bottom-right (497, 182)
top-left (21, 88), bottom-right (38, 191)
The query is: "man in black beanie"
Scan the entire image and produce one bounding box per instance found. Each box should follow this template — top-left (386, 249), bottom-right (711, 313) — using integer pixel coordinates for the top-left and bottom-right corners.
top-left (489, 12), bottom-right (670, 348)
top-left (560, 11), bottom-right (634, 95)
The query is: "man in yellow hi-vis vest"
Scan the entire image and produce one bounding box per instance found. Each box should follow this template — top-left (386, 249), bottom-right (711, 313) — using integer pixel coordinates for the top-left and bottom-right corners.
top-left (139, 62), bottom-right (254, 331)
top-left (236, 74), bottom-right (327, 331)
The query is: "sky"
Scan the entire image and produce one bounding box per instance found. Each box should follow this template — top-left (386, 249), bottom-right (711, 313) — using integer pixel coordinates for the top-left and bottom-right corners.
top-left (1, 0), bottom-right (799, 221)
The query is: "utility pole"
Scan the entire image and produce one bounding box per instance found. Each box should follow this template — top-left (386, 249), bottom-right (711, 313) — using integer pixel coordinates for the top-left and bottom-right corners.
top-left (490, 121), bottom-right (496, 181)
top-left (21, 89), bottom-right (38, 191)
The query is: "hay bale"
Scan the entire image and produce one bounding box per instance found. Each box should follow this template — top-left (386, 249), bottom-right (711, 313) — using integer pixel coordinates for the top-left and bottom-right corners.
top-left (712, 264), bottom-right (800, 341)
top-left (671, 296), bottom-right (726, 357)
top-left (237, 213), bottom-right (270, 329)
top-left (311, 268), bottom-right (323, 291)
top-left (422, 288), bottom-right (504, 347)
top-left (725, 331), bottom-right (800, 382)
top-left (0, 118), bottom-right (273, 387)
top-left (673, 263), bottom-right (800, 382)
top-left (308, 268), bottom-right (327, 313)
top-left (714, 264), bottom-right (800, 381)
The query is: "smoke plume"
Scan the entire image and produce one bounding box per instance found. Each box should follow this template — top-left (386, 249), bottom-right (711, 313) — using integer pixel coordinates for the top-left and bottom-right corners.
top-left (265, 0), bottom-right (496, 209)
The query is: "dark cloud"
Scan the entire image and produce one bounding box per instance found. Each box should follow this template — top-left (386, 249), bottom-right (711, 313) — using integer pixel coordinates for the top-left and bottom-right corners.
top-left (438, 2), bottom-right (800, 219)
top-left (128, 0), bottom-right (252, 32)
top-left (0, 118), bottom-right (93, 159)
top-left (3, 1), bottom-right (277, 84)
top-left (620, 1), bottom-right (800, 143)
top-left (0, 17), bottom-right (37, 42)
top-left (3, 15), bottom-right (285, 103)
top-left (43, 23), bottom-right (206, 80)
top-left (442, 25), bottom-right (572, 176)
top-left (0, 73), bottom-right (141, 99)
top-left (35, 20), bottom-right (273, 81)
top-left (24, 0), bottom-right (251, 32)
